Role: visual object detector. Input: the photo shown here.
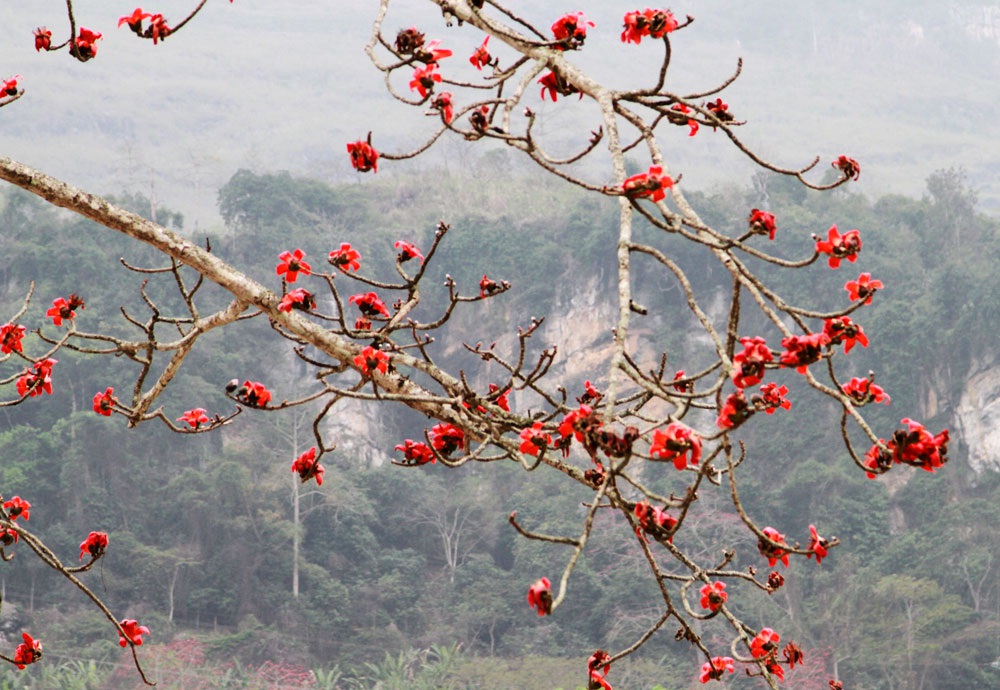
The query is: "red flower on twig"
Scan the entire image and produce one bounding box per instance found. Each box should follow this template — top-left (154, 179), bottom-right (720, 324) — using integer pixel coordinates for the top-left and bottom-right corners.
top-left (291, 447), bottom-right (325, 485)
top-left (431, 92), bottom-right (454, 124)
top-left (815, 225), bottom-right (862, 268)
top-left (118, 620), bottom-right (150, 647)
top-left (621, 9), bottom-right (678, 44)
top-left (409, 64), bottom-right (441, 98)
top-left (429, 423), bottom-right (465, 456)
top-left (79, 531), bottom-right (109, 561)
top-left (279, 288), bottom-right (315, 313)
top-left (750, 627), bottom-right (781, 659)
top-left (634, 500), bottom-right (677, 543)
top-left (13, 633), bottom-right (42, 669)
top-left (3, 497), bottom-right (30, 522)
top-left (470, 36), bottom-right (492, 69)
top-left (551, 12), bottom-right (594, 49)
top-left (17, 359), bottom-right (57, 397)
top-left (414, 39), bottom-right (452, 65)
top-left (347, 134), bottom-right (379, 173)
top-left (779, 333), bottom-right (830, 373)
top-left (93, 387), bottom-right (116, 416)
top-left (0, 323), bottom-right (25, 354)
top-left (34, 28), bottom-right (52, 52)
top-left (118, 8), bottom-right (151, 31)
top-left (748, 208), bottom-right (777, 240)
top-left (588, 649), bottom-right (613, 690)
top-left (354, 346), bottom-right (390, 377)
top-left (231, 380), bottom-right (272, 407)
top-left (843, 376), bottom-right (890, 406)
top-left (670, 103), bottom-right (699, 136)
top-left (622, 165), bottom-right (674, 202)
top-left (177, 408), bottom-right (210, 428)
top-left (823, 316), bottom-right (868, 353)
top-left (276, 249), bottom-right (311, 283)
top-left (833, 155), bottom-right (861, 180)
top-left (395, 240), bottom-right (424, 263)
top-left (395, 439), bottom-right (436, 466)
top-left (717, 390), bottom-right (751, 429)
top-left (649, 422), bottom-right (702, 470)
top-left (807, 524), bottom-right (829, 564)
top-left (732, 336), bottom-right (772, 388)
top-left (527, 577), bottom-right (553, 616)
top-left (758, 526), bottom-right (789, 567)
top-left (74, 28), bottom-right (104, 60)
top-left (699, 581), bottom-right (727, 612)
top-left (538, 70), bottom-right (581, 101)
top-left (845, 272), bottom-right (883, 304)
top-left (755, 382), bottom-right (791, 414)
top-left (46, 294), bottom-right (85, 326)
top-left (329, 243), bottom-right (361, 271)
top-left (519, 422), bottom-right (552, 457)
top-left (349, 292), bottom-right (390, 317)
top-left (699, 656), bottom-right (734, 683)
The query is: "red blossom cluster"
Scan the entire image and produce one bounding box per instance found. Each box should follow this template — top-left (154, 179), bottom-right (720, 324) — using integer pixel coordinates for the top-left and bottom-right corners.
top-left (526, 576), bottom-right (552, 616)
top-left (291, 447), bottom-right (325, 486)
top-left (621, 9), bottom-right (678, 44)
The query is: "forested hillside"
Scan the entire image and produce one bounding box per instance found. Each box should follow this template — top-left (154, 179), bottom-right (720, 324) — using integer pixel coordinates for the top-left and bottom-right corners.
top-left (0, 164), bottom-right (998, 689)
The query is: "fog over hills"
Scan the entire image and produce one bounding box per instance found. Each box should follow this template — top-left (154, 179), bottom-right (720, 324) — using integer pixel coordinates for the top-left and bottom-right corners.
top-left (3, 1), bottom-right (1000, 226)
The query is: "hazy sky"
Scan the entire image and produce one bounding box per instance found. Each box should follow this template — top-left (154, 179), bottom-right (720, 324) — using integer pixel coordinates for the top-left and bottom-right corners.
top-left (2, 1), bottom-right (999, 224)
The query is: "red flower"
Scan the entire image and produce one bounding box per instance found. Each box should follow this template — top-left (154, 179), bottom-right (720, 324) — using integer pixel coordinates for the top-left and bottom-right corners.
top-left (329, 242), bottom-right (361, 272)
top-left (93, 387), bottom-right (116, 416)
top-left (519, 422), bottom-right (552, 457)
top-left (0, 527), bottom-right (19, 547)
top-left (755, 382), bottom-right (791, 414)
top-left (291, 447), bottom-right (325, 485)
top-left (842, 376), bottom-right (890, 406)
top-left (890, 418), bottom-right (950, 473)
top-left (823, 316), bottom-right (868, 353)
top-left (845, 272), bottom-right (883, 305)
top-left (470, 36), bottom-right (492, 69)
top-left (276, 248), bottom-right (311, 283)
top-left (34, 27), bottom-right (52, 52)
top-left (3, 496), bottom-right (30, 522)
top-left (395, 240), bottom-right (424, 263)
top-left (354, 346), bottom-right (390, 377)
top-left (558, 404), bottom-right (598, 444)
top-left (705, 98), bottom-right (734, 124)
top-left (79, 531), bottom-right (109, 561)
top-left (768, 571), bottom-right (785, 591)
top-left (622, 165), bottom-right (674, 203)
top-left (74, 27), bottom-right (104, 60)
top-left (177, 408), bottom-right (210, 428)
top-left (765, 661), bottom-right (785, 682)
top-left (414, 39), bottom-right (452, 65)
top-left (538, 70), bottom-right (581, 101)
top-left (670, 103), bottom-right (699, 136)
top-left (750, 627), bottom-right (781, 659)
top-left (354, 317), bottom-right (372, 331)
top-left (621, 9), bottom-right (678, 44)
top-left (551, 12), bottom-right (594, 49)
top-left (649, 422), bottom-right (702, 470)
top-left (479, 275), bottom-right (507, 297)
top-left (699, 656), bottom-right (735, 683)
top-left (784, 643), bottom-right (804, 668)
top-left (118, 619), bottom-right (150, 647)
top-left (732, 336), bottom-right (772, 388)
top-left (349, 292), bottom-right (390, 317)
top-left (13, 632), bottom-right (42, 669)
top-left (779, 332), bottom-right (830, 373)
top-left (470, 104), bottom-right (490, 132)
top-left (118, 8), bottom-right (151, 31)
top-left (429, 423), bottom-right (465, 456)
top-left (699, 581), bottom-right (727, 612)
top-left (232, 380), bottom-right (272, 407)
top-left (409, 64), bottom-right (442, 98)
top-left (717, 390), bottom-right (751, 429)
top-left (17, 358), bottom-right (56, 397)
top-left (864, 442), bottom-right (893, 479)
top-left (526, 577), bottom-right (553, 616)
top-left (758, 526), bottom-right (789, 567)
top-left (1, 75), bottom-right (20, 98)
top-left (815, 225), bottom-right (862, 268)
top-left (279, 288), bottom-right (316, 313)
top-left (672, 370), bottom-right (693, 393)
top-left (394, 439), bottom-right (436, 466)
top-left (431, 92), bottom-right (454, 124)
top-left (0, 322), bottom-right (26, 354)
top-left (588, 649), bottom-right (613, 690)
top-left (833, 155), bottom-right (861, 181)
top-left (807, 524), bottom-right (829, 564)
top-left (634, 500), bottom-right (677, 543)
top-left (148, 14), bottom-right (171, 44)
top-left (347, 136), bottom-right (379, 173)
top-left (46, 294), bottom-right (85, 326)
top-left (748, 208), bottom-right (777, 240)
top-left (489, 383), bottom-right (510, 411)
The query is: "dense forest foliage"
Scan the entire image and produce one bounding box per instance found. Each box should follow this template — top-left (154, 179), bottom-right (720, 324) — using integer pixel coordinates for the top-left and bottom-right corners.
top-left (0, 163), bottom-right (998, 689)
